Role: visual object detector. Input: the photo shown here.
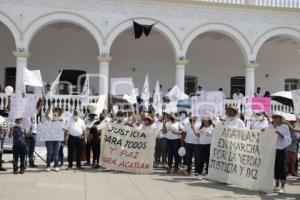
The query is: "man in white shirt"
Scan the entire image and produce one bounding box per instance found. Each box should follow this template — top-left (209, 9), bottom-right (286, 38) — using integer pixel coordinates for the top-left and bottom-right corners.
top-left (224, 105), bottom-right (246, 129)
top-left (252, 112), bottom-right (269, 131)
top-left (232, 89), bottom-right (244, 100)
top-left (66, 110), bottom-right (86, 170)
top-left (254, 87), bottom-right (263, 97)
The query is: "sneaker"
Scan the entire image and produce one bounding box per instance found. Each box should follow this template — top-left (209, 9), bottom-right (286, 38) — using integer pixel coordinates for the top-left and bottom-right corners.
top-left (54, 167), bottom-right (60, 172)
top-left (46, 167), bottom-right (51, 172)
top-left (197, 175), bottom-right (204, 180)
top-left (278, 188), bottom-right (286, 194)
top-left (0, 167), bottom-right (7, 171)
top-left (273, 186), bottom-right (280, 193)
top-left (29, 164), bottom-right (37, 168)
top-left (20, 169), bottom-right (25, 174)
top-left (67, 167), bottom-right (72, 171)
top-left (13, 170), bottom-right (18, 174)
top-left (167, 167), bottom-right (172, 173)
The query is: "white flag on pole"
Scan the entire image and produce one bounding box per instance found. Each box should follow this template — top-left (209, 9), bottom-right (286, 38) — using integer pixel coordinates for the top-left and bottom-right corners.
top-left (23, 68), bottom-right (43, 87)
top-left (49, 70), bottom-right (62, 96)
top-left (141, 74), bottom-right (150, 109)
top-left (167, 85), bottom-right (188, 102)
top-left (153, 80), bottom-right (162, 116)
top-left (81, 75), bottom-right (91, 97)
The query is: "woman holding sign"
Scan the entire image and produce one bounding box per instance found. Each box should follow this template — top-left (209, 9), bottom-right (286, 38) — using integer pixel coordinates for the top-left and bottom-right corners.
top-left (45, 108), bottom-right (66, 172)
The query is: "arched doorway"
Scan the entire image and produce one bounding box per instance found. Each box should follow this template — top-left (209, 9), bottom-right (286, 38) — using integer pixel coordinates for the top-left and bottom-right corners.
top-left (186, 32), bottom-right (245, 98)
top-left (28, 22), bottom-right (99, 95)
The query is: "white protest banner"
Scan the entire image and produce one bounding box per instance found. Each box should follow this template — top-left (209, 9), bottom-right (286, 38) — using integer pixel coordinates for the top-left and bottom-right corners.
top-left (9, 97), bottom-right (37, 119)
top-left (291, 89), bottom-right (300, 115)
top-left (36, 121), bottom-right (65, 141)
top-left (191, 91), bottom-right (224, 118)
top-left (111, 77), bottom-right (134, 95)
top-left (23, 68), bottom-right (43, 87)
top-left (208, 125), bottom-right (277, 193)
top-left (167, 85), bottom-right (188, 102)
top-left (100, 123), bottom-right (156, 173)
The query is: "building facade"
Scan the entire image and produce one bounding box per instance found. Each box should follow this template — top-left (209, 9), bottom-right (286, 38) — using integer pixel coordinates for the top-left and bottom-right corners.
top-left (0, 0), bottom-right (300, 98)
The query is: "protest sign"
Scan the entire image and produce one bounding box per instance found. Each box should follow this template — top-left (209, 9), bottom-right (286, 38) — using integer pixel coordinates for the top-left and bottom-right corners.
top-left (23, 68), bottom-right (43, 87)
top-left (208, 125), bottom-right (277, 193)
top-left (191, 91), bottom-right (224, 118)
top-left (100, 123), bottom-right (156, 173)
top-left (247, 97), bottom-right (271, 114)
top-left (291, 89), bottom-right (300, 115)
top-left (9, 97), bottom-right (37, 119)
top-left (111, 77), bottom-right (134, 95)
top-left (36, 121), bottom-right (65, 141)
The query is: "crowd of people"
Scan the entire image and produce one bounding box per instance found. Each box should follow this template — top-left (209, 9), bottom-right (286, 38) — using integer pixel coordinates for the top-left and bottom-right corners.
top-left (0, 86), bottom-right (299, 195)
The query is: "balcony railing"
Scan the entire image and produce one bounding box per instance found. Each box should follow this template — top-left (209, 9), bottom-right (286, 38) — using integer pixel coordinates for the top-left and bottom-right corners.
top-left (196, 0), bottom-right (300, 8)
top-left (0, 93), bottom-right (294, 122)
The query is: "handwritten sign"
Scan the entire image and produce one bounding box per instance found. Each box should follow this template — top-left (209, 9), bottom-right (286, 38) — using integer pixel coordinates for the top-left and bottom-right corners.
top-left (249, 97), bottom-right (271, 113)
top-left (37, 121), bottom-right (65, 141)
top-left (9, 97), bottom-right (37, 119)
top-left (100, 123), bottom-right (156, 173)
top-left (191, 91), bottom-right (224, 118)
top-left (208, 125), bottom-right (277, 193)
top-left (292, 89), bottom-right (300, 115)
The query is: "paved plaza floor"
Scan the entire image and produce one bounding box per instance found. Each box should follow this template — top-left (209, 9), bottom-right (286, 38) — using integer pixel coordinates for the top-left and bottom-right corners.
top-left (0, 154), bottom-right (299, 200)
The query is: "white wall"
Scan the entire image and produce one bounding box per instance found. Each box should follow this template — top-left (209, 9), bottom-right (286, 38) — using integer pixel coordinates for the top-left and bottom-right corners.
top-left (0, 22), bottom-right (16, 88)
top-left (110, 29), bottom-right (175, 93)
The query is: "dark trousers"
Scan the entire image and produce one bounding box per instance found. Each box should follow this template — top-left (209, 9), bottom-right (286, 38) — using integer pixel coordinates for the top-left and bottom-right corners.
top-left (92, 139), bottom-right (100, 165)
top-left (59, 142), bottom-right (64, 166)
top-left (85, 142), bottom-right (92, 164)
top-left (275, 149), bottom-right (287, 181)
top-left (26, 137), bottom-right (36, 165)
top-left (186, 143), bottom-right (201, 173)
top-left (155, 138), bottom-right (167, 164)
top-left (199, 144), bottom-right (211, 174)
top-left (0, 136), bottom-right (5, 169)
top-left (45, 141), bottom-right (61, 168)
top-left (13, 145), bottom-right (26, 171)
top-left (68, 135), bottom-right (84, 168)
top-left (166, 139), bottom-right (181, 169)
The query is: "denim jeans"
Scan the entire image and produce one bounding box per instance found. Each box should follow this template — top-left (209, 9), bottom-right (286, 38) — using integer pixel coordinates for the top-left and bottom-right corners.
top-left (166, 139), bottom-right (181, 169)
top-left (186, 143), bottom-right (201, 174)
top-left (155, 138), bottom-right (167, 164)
top-left (45, 141), bottom-right (62, 168)
top-left (68, 135), bottom-right (84, 168)
top-left (13, 145), bottom-right (27, 171)
top-left (25, 136), bottom-right (36, 165)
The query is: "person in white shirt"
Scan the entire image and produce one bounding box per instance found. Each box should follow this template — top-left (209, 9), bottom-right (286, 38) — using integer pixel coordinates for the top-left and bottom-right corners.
top-left (252, 112), bottom-right (269, 131)
top-left (223, 105), bottom-right (246, 129)
top-left (232, 89), bottom-right (244, 100)
top-left (84, 110), bottom-right (98, 167)
top-left (66, 110), bottom-right (86, 170)
top-left (254, 87), bottom-right (263, 97)
top-left (0, 115), bottom-right (7, 171)
top-left (196, 86), bottom-right (205, 96)
top-left (154, 114), bottom-right (167, 168)
top-left (197, 117), bottom-right (214, 177)
top-left (163, 113), bottom-right (183, 173)
top-left (182, 116), bottom-right (201, 176)
top-left (268, 112), bottom-right (292, 194)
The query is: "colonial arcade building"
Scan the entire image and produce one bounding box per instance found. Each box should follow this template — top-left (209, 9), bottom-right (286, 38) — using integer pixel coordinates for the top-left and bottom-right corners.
top-left (1, 0), bottom-right (300, 99)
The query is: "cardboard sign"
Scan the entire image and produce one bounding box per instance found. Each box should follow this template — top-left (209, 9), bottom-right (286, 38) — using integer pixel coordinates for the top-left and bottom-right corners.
top-left (251, 97), bottom-right (271, 113)
top-left (208, 125), bottom-right (277, 193)
top-left (9, 97), bottom-right (37, 119)
top-left (23, 68), bottom-right (43, 87)
top-left (36, 121), bottom-right (65, 141)
top-left (191, 91), bottom-right (224, 118)
top-left (100, 123), bottom-right (156, 173)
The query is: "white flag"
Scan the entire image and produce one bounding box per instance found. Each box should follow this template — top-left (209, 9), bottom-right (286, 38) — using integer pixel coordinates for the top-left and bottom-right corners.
top-left (49, 70), bottom-right (62, 96)
top-left (153, 81), bottom-right (162, 116)
top-left (81, 76), bottom-right (91, 97)
top-left (141, 74), bottom-right (150, 109)
top-left (167, 85), bottom-right (188, 102)
top-left (23, 68), bottom-right (43, 87)
top-left (95, 95), bottom-right (108, 115)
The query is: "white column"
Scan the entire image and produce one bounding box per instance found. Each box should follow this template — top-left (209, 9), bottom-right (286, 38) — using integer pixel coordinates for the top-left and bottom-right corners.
top-left (13, 51), bottom-right (30, 95)
top-left (174, 59), bottom-right (188, 92)
top-left (243, 63), bottom-right (259, 97)
top-left (97, 56), bottom-right (112, 96)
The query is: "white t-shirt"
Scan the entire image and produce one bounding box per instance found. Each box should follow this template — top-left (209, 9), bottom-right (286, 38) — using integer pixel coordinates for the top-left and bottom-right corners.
top-left (0, 116), bottom-right (5, 127)
top-left (183, 121), bottom-right (201, 144)
top-left (166, 121), bottom-right (181, 140)
top-left (199, 126), bottom-right (214, 144)
top-left (67, 118), bottom-right (86, 137)
top-left (23, 117), bottom-right (37, 134)
top-left (224, 118), bottom-right (246, 129)
top-left (233, 93), bottom-right (244, 100)
top-left (268, 124), bottom-right (292, 150)
top-left (252, 120), bottom-right (269, 131)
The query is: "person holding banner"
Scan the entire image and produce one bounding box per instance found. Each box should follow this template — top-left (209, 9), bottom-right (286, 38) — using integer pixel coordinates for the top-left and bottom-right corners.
top-left (182, 116), bottom-right (201, 176)
top-left (164, 113), bottom-right (183, 173)
top-left (154, 113), bottom-right (168, 168)
top-left (45, 109), bottom-right (67, 172)
top-left (224, 105), bottom-right (245, 129)
top-left (8, 118), bottom-right (29, 174)
top-left (84, 110), bottom-right (98, 166)
top-left (197, 117), bottom-right (214, 177)
top-left (66, 110), bottom-right (86, 170)
top-left (252, 112), bottom-right (269, 131)
top-left (268, 112), bottom-right (292, 194)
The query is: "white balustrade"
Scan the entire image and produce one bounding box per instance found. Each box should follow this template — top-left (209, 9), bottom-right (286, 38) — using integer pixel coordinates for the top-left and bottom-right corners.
top-left (199, 0), bottom-right (300, 8)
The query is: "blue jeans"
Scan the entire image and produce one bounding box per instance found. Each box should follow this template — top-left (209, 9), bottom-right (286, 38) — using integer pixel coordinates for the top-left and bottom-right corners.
top-left (45, 141), bottom-right (61, 168)
top-left (25, 136), bottom-right (36, 165)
